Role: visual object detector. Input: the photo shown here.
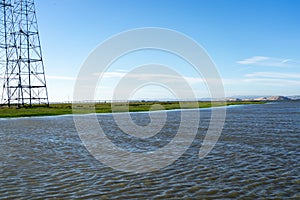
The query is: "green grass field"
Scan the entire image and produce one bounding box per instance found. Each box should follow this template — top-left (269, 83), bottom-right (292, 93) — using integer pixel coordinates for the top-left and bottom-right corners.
top-left (0, 101), bottom-right (265, 118)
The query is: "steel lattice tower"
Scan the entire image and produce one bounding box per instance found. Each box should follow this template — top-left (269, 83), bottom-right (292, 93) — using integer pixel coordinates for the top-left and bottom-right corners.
top-left (0, 0), bottom-right (14, 105)
top-left (0, 0), bottom-right (49, 107)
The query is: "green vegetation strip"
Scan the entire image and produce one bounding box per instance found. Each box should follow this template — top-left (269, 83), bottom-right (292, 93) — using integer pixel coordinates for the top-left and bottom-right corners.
top-left (0, 101), bottom-right (265, 118)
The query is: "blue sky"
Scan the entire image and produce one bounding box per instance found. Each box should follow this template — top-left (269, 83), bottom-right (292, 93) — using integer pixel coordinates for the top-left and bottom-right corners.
top-left (33, 0), bottom-right (300, 102)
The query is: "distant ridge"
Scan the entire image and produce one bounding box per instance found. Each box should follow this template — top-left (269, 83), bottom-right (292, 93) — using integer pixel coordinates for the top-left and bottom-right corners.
top-left (253, 96), bottom-right (291, 101)
top-left (226, 95), bottom-right (295, 102)
top-left (288, 95), bottom-right (300, 100)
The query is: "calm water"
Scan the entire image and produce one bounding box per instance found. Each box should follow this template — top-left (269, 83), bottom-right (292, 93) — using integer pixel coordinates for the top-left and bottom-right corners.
top-left (0, 102), bottom-right (299, 199)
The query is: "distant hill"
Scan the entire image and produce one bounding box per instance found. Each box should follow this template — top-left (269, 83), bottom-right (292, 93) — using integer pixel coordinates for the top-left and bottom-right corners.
top-left (288, 95), bottom-right (300, 100)
top-left (225, 95), bottom-right (294, 102)
top-left (253, 96), bottom-right (291, 101)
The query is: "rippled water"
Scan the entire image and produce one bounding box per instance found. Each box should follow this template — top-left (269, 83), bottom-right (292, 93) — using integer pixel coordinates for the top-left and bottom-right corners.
top-left (1, 102), bottom-right (299, 199)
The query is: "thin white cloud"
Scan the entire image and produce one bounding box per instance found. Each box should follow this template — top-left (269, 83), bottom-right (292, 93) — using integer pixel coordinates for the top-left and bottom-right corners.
top-left (93, 71), bottom-right (126, 78)
top-left (243, 78), bottom-right (300, 86)
top-left (237, 56), bottom-right (269, 65)
top-left (245, 72), bottom-right (300, 79)
top-left (237, 56), bottom-right (296, 67)
top-left (47, 75), bottom-right (76, 81)
top-left (184, 77), bottom-right (205, 84)
top-left (242, 71), bottom-right (300, 86)
top-left (281, 59), bottom-right (291, 63)
top-left (213, 74), bottom-right (300, 87)
top-left (96, 71), bottom-right (206, 84)
top-left (221, 78), bottom-right (243, 85)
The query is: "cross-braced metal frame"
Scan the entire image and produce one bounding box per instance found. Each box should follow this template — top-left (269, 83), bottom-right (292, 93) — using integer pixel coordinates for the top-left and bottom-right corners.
top-left (0, 0), bottom-right (49, 107)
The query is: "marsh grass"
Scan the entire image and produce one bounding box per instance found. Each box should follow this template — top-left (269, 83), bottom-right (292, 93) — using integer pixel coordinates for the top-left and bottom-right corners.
top-left (0, 101), bottom-right (265, 118)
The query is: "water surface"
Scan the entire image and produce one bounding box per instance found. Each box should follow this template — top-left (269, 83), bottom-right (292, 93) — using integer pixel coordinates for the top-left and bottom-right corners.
top-left (1, 101), bottom-right (299, 199)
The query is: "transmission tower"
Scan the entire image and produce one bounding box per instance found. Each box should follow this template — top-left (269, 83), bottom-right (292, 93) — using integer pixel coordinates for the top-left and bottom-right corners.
top-left (0, 0), bottom-right (49, 107)
top-left (0, 0), bottom-right (14, 105)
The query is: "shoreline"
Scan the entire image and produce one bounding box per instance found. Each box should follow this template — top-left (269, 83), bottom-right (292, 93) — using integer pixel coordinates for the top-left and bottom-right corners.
top-left (0, 101), bottom-right (265, 118)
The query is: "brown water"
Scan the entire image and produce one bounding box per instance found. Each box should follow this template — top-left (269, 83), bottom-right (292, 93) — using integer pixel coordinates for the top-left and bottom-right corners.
top-left (0, 102), bottom-right (299, 199)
